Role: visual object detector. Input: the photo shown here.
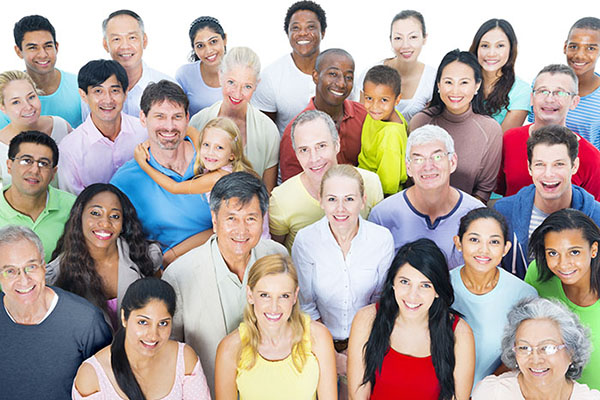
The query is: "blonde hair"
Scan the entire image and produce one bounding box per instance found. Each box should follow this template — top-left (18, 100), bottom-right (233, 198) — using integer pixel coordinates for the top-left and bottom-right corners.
top-left (239, 254), bottom-right (309, 372)
top-left (319, 164), bottom-right (365, 198)
top-left (0, 70), bottom-right (41, 105)
top-left (220, 46), bottom-right (260, 79)
top-left (192, 117), bottom-right (255, 176)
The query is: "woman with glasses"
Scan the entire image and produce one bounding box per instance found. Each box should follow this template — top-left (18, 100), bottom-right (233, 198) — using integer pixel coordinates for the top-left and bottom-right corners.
top-left (472, 297), bottom-right (600, 398)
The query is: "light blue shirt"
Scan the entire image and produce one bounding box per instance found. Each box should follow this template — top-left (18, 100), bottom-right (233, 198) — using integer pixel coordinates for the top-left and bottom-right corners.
top-left (566, 72), bottom-right (600, 150)
top-left (490, 76), bottom-right (531, 125)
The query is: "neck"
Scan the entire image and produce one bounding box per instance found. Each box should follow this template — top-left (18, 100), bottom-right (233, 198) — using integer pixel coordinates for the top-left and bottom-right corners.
top-left (562, 277), bottom-right (597, 307)
top-left (330, 220), bottom-right (359, 248)
top-left (577, 70), bottom-right (600, 95)
top-left (313, 97), bottom-right (345, 122)
top-left (125, 63), bottom-right (144, 91)
top-left (300, 172), bottom-right (323, 200)
top-left (219, 245), bottom-right (250, 282)
top-left (258, 320), bottom-right (293, 347)
top-left (11, 117), bottom-right (45, 134)
top-left (91, 114), bottom-right (122, 141)
top-left (219, 101), bottom-right (247, 120)
top-left (87, 241), bottom-right (120, 265)
top-left (482, 70), bottom-right (501, 95)
top-left (151, 141), bottom-right (191, 176)
top-left (27, 68), bottom-right (61, 95)
top-left (291, 51), bottom-right (319, 75)
top-left (533, 188), bottom-right (572, 215)
top-left (4, 187), bottom-right (47, 221)
top-left (396, 309), bottom-right (429, 327)
top-left (408, 185), bottom-right (458, 219)
top-left (390, 57), bottom-right (419, 75)
top-left (125, 339), bottom-right (161, 373)
top-left (518, 372), bottom-right (573, 400)
top-left (460, 265), bottom-right (499, 294)
top-left (4, 287), bottom-right (52, 325)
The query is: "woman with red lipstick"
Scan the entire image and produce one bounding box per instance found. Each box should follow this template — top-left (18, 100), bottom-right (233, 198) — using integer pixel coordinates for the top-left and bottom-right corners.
top-left (47, 183), bottom-right (162, 332)
top-left (469, 19), bottom-right (530, 132)
top-left (525, 208), bottom-right (600, 389)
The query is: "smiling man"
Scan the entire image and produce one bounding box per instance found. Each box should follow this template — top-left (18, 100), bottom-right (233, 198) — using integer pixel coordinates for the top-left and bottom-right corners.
top-left (279, 48), bottom-right (368, 181)
top-left (58, 60), bottom-right (147, 195)
top-left (162, 172), bottom-right (287, 396)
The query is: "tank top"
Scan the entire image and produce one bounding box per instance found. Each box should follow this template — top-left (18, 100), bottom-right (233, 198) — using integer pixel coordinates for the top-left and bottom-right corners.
top-left (235, 314), bottom-right (320, 400)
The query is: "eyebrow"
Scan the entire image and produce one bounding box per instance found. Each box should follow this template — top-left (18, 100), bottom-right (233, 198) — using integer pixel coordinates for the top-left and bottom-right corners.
top-left (195, 35), bottom-right (219, 43)
top-left (25, 41), bottom-right (54, 47)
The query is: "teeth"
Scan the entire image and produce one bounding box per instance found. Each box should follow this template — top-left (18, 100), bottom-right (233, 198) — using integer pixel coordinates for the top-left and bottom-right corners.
top-left (297, 40), bottom-right (310, 45)
top-left (94, 231), bottom-right (112, 238)
top-left (474, 256), bottom-right (491, 262)
top-left (141, 340), bottom-right (157, 346)
top-left (530, 368), bottom-right (549, 373)
top-left (330, 90), bottom-right (344, 96)
top-left (16, 286), bottom-right (34, 294)
top-left (558, 270), bottom-right (576, 276)
top-left (206, 54), bottom-right (217, 61)
top-left (404, 301), bottom-right (421, 309)
top-left (265, 313), bottom-right (282, 320)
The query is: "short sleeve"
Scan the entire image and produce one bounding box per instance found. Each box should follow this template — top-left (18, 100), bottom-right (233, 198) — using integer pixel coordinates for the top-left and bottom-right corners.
top-left (252, 72), bottom-right (277, 113)
top-left (83, 310), bottom-right (112, 359)
top-left (507, 78), bottom-right (532, 111)
top-left (268, 190), bottom-right (290, 237)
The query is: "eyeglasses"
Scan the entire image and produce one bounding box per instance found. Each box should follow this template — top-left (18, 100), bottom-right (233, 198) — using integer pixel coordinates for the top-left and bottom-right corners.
top-left (532, 89), bottom-right (576, 98)
top-left (409, 152), bottom-right (453, 165)
top-left (0, 263), bottom-right (43, 280)
top-left (513, 343), bottom-right (568, 357)
top-left (10, 155), bottom-right (53, 169)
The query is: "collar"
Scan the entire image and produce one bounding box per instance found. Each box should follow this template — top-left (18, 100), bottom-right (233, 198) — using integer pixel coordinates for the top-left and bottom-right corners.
top-left (81, 112), bottom-right (126, 144)
top-left (441, 105), bottom-right (474, 124)
top-left (308, 97), bottom-right (357, 122)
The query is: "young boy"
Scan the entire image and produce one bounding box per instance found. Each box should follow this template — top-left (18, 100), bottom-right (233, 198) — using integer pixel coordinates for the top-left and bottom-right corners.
top-left (358, 65), bottom-right (408, 195)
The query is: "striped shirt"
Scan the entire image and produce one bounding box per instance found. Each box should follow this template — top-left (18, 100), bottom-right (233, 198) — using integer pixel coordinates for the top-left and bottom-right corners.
top-left (528, 204), bottom-right (549, 240)
top-left (566, 73), bottom-right (600, 150)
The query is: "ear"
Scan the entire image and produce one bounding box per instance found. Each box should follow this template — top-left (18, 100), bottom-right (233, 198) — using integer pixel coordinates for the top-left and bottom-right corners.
top-left (102, 37), bottom-right (109, 53)
top-left (422, 33), bottom-right (428, 46)
top-left (142, 33), bottom-right (148, 50)
top-left (211, 210), bottom-right (218, 233)
top-left (563, 41), bottom-right (568, 56)
top-left (246, 285), bottom-right (254, 304)
top-left (570, 95), bottom-right (580, 110)
top-left (293, 286), bottom-right (300, 304)
top-left (121, 309), bottom-right (127, 328)
top-left (55, 41), bottom-right (59, 53)
top-left (572, 156), bottom-right (580, 175)
top-left (528, 161), bottom-right (533, 177)
top-left (474, 80), bottom-right (482, 94)
top-left (591, 241), bottom-right (598, 258)
top-left (312, 69), bottom-right (319, 85)
top-left (139, 110), bottom-right (147, 127)
top-left (394, 93), bottom-right (402, 106)
top-left (406, 157), bottom-right (413, 178)
top-left (503, 240), bottom-right (512, 257)
top-left (453, 235), bottom-right (462, 252)
top-left (14, 45), bottom-right (23, 59)
top-left (78, 88), bottom-right (89, 105)
top-left (333, 139), bottom-right (341, 156)
top-left (449, 152), bottom-right (458, 174)
top-left (6, 158), bottom-right (13, 174)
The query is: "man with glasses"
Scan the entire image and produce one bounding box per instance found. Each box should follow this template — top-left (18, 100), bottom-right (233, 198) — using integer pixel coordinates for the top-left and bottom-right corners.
top-left (0, 131), bottom-right (75, 262)
top-left (368, 124), bottom-right (483, 270)
top-left (498, 64), bottom-right (600, 200)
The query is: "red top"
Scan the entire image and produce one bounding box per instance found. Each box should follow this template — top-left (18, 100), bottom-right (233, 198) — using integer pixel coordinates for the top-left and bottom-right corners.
top-left (279, 97), bottom-right (367, 182)
top-left (497, 123), bottom-right (600, 200)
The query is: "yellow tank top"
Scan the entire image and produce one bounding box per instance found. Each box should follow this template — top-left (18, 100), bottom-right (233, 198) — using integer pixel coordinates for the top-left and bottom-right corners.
top-left (235, 313), bottom-right (320, 400)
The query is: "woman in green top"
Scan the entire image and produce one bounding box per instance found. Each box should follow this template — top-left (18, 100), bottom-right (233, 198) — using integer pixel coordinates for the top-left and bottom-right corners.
top-left (525, 208), bottom-right (600, 389)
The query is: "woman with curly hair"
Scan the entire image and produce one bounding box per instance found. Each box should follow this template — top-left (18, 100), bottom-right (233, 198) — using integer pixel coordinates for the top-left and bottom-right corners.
top-left (46, 183), bottom-right (161, 332)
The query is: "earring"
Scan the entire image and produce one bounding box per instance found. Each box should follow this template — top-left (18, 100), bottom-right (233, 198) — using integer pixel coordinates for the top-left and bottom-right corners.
top-left (474, 91), bottom-right (478, 95)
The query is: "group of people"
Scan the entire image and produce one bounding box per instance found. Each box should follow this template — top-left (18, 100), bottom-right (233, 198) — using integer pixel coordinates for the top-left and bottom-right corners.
top-left (1, 2), bottom-right (600, 399)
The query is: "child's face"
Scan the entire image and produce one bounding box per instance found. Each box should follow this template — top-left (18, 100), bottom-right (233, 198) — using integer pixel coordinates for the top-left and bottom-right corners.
top-left (362, 81), bottom-right (401, 121)
top-left (199, 127), bottom-right (235, 171)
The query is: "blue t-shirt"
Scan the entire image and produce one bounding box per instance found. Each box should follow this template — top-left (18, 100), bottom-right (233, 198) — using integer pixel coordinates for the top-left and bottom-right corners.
top-left (566, 72), bottom-right (600, 150)
top-left (175, 61), bottom-right (222, 118)
top-left (490, 77), bottom-right (531, 125)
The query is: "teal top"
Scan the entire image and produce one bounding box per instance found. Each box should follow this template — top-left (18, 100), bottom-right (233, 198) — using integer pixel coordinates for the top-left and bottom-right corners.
top-left (490, 77), bottom-right (530, 125)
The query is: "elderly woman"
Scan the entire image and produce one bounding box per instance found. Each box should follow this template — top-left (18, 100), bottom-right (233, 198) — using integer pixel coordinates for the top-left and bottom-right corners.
top-left (190, 46), bottom-right (279, 192)
top-left (472, 297), bottom-right (600, 398)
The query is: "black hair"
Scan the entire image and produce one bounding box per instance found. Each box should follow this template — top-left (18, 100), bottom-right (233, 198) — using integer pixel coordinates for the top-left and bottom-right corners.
top-left (425, 49), bottom-right (485, 117)
top-left (188, 16), bottom-right (226, 62)
top-left (364, 65), bottom-right (402, 97)
top-left (78, 59), bottom-right (129, 92)
top-left (390, 10), bottom-right (426, 37)
top-left (209, 171), bottom-right (269, 216)
top-left (13, 15), bottom-right (56, 50)
top-left (284, 0), bottom-right (327, 34)
top-left (140, 80), bottom-right (189, 116)
top-left (469, 19), bottom-right (518, 117)
top-left (8, 130), bottom-right (58, 167)
top-left (362, 239), bottom-right (458, 400)
top-left (103, 9), bottom-right (144, 35)
top-left (529, 208), bottom-right (600, 296)
top-left (526, 125), bottom-right (579, 165)
top-left (111, 278), bottom-right (176, 400)
top-left (314, 48), bottom-right (354, 72)
top-left (457, 207), bottom-right (509, 242)
top-left (568, 17), bottom-right (600, 36)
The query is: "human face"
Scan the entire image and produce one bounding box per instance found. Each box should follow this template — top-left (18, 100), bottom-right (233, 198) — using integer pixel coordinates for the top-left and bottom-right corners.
top-left (313, 53), bottom-right (354, 107)
top-left (212, 196), bottom-right (263, 258)
top-left (193, 28), bottom-right (226, 67)
top-left (477, 28), bottom-right (511, 74)
top-left (393, 263), bottom-right (437, 319)
top-left (7, 142), bottom-right (56, 197)
top-left (294, 118), bottom-right (340, 181)
top-left (200, 127), bottom-right (234, 171)
top-left (544, 229), bottom-right (597, 287)
top-left (0, 239), bottom-right (46, 307)
top-left (103, 14), bottom-right (147, 71)
top-left (320, 175), bottom-right (365, 231)
top-left (0, 80), bottom-right (41, 126)
top-left (528, 143), bottom-right (578, 204)
top-left (454, 218), bottom-right (511, 274)
top-left (247, 273), bottom-right (298, 327)
top-left (406, 140), bottom-right (457, 191)
top-left (564, 28), bottom-right (600, 77)
top-left (390, 17), bottom-right (426, 63)
top-left (80, 75), bottom-right (126, 124)
top-left (515, 319), bottom-right (572, 389)
top-left (438, 61), bottom-right (481, 115)
top-left (532, 72), bottom-right (579, 126)
top-left (140, 100), bottom-right (189, 151)
top-left (14, 30), bottom-right (58, 76)
top-left (220, 65), bottom-right (257, 110)
top-left (122, 299), bottom-right (172, 357)
top-left (288, 10), bottom-right (323, 59)
top-left (81, 191), bottom-right (123, 251)
top-left (362, 81), bottom-right (401, 121)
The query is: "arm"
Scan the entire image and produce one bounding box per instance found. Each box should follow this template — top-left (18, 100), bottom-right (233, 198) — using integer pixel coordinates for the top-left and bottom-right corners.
top-left (262, 165), bottom-right (277, 194)
top-left (163, 228), bottom-right (213, 267)
top-left (453, 318), bottom-right (476, 400)
top-left (347, 305), bottom-right (376, 400)
top-left (182, 344), bottom-right (211, 400)
top-left (72, 362), bottom-right (101, 398)
top-left (268, 191), bottom-right (290, 246)
top-left (214, 331), bottom-right (241, 400)
top-left (291, 238), bottom-right (321, 319)
top-left (500, 110), bottom-right (528, 133)
top-left (473, 123), bottom-right (503, 202)
top-left (311, 321), bottom-right (338, 400)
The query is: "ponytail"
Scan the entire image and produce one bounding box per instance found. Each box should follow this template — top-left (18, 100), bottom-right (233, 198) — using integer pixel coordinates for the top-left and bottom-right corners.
top-left (110, 327), bottom-right (146, 400)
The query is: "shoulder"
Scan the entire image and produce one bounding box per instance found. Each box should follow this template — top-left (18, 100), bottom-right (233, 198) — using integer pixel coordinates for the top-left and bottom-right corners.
top-left (182, 342), bottom-right (200, 375)
top-left (457, 190), bottom-right (485, 209)
top-left (309, 319), bottom-right (333, 342)
top-left (472, 371), bottom-right (520, 399)
top-left (49, 185), bottom-right (76, 205)
top-left (53, 287), bottom-right (105, 321)
top-left (572, 381), bottom-right (600, 398)
top-left (354, 304), bottom-right (378, 327)
top-left (217, 329), bottom-right (242, 359)
top-left (189, 102), bottom-right (220, 129)
top-left (163, 242), bottom-right (211, 280)
top-left (503, 124), bottom-right (530, 141)
top-left (254, 238), bottom-right (288, 257)
top-left (454, 316), bottom-right (474, 337)
top-left (511, 77), bottom-right (531, 94)
top-left (73, 359), bottom-right (101, 397)
top-left (356, 167), bottom-right (380, 186)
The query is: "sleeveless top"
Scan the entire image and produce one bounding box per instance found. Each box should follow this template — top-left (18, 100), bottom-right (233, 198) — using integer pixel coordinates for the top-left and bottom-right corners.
top-left (236, 314), bottom-right (320, 400)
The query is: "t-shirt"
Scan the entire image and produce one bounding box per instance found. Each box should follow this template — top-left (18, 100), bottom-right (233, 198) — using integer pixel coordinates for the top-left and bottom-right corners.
top-left (566, 73), bottom-right (600, 150)
top-left (490, 77), bottom-right (531, 125)
top-left (176, 61), bottom-right (223, 117)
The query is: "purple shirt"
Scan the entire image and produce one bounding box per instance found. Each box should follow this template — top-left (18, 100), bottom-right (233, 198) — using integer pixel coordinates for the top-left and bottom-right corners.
top-left (57, 113), bottom-right (147, 195)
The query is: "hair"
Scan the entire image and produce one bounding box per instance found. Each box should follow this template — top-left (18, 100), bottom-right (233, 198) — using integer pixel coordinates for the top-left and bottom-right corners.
top-left (102, 9), bottom-right (144, 38)
top-left (457, 207), bottom-right (509, 243)
top-left (362, 239), bottom-right (457, 399)
top-left (320, 164), bottom-right (364, 198)
top-left (219, 46), bottom-right (261, 81)
top-left (192, 117), bottom-right (255, 175)
top-left (110, 278), bottom-right (176, 400)
top-left (314, 48), bottom-right (354, 72)
top-left (533, 64), bottom-right (579, 94)
top-left (405, 125), bottom-right (455, 162)
top-left (209, 171), bottom-right (269, 216)
top-left (77, 59), bottom-right (129, 93)
top-left (0, 70), bottom-right (41, 105)
top-left (364, 65), bottom-right (401, 98)
top-left (526, 125), bottom-right (579, 165)
top-left (0, 225), bottom-right (45, 262)
top-left (53, 184), bottom-right (157, 313)
top-left (284, 1), bottom-right (327, 34)
top-left (13, 15), bottom-right (56, 50)
top-left (425, 49), bottom-right (485, 117)
top-left (239, 254), bottom-right (308, 371)
top-left (140, 80), bottom-right (189, 116)
top-left (188, 16), bottom-right (226, 62)
top-left (8, 130), bottom-right (59, 167)
top-left (469, 19), bottom-right (518, 117)
top-left (290, 109), bottom-right (339, 151)
top-left (390, 10), bottom-right (426, 37)
top-left (501, 297), bottom-right (591, 380)
top-left (529, 208), bottom-right (600, 296)
top-left (568, 17), bottom-right (600, 37)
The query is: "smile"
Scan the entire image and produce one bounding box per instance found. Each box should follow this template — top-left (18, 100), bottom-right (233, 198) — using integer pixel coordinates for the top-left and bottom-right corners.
top-left (15, 285), bottom-right (35, 294)
top-left (229, 96), bottom-right (242, 105)
top-left (403, 300), bottom-right (422, 310)
top-left (474, 256), bottom-right (491, 263)
top-left (400, 50), bottom-right (414, 58)
top-left (332, 215), bottom-right (350, 222)
top-left (448, 96), bottom-right (463, 103)
top-left (329, 89), bottom-right (345, 97)
top-left (205, 54), bottom-right (218, 62)
top-left (529, 368), bottom-right (550, 376)
top-left (141, 340), bottom-right (158, 349)
top-left (556, 269), bottom-right (577, 278)
top-left (309, 163), bottom-right (327, 173)
top-left (541, 181), bottom-right (560, 190)
top-left (92, 230), bottom-right (114, 240)
top-left (264, 313), bottom-right (283, 322)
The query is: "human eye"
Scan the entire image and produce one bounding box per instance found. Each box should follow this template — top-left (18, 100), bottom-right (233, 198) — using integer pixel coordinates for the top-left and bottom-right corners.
top-left (345, 196), bottom-right (355, 202)
top-left (364, 95), bottom-right (373, 101)
top-left (25, 264), bottom-right (40, 273)
top-left (546, 249), bottom-right (558, 257)
top-left (345, 74), bottom-right (354, 82)
top-left (567, 44), bottom-right (577, 50)
top-left (210, 39), bottom-right (218, 45)
top-left (490, 239), bottom-right (501, 245)
top-left (479, 43), bottom-right (488, 48)
top-left (202, 142), bottom-right (209, 147)
top-left (381, 97), bottom-right (388, 103)
top-left (570, 249), bottom-right (581, 256)
top-left (411, 156), bottom-right (424, 164)
top-left (38, 159), bottom-right (51, 168)
top-left (587, 45), bottom-right (598, 52)
top-left (111, 87), bottom-right (122, 94)
top-left (298, 147), bottom-right (308, 153)
top-left (28, 94), bottom-right (36, 101)
top-left (281, 293), bottom-right (290, 298)
top-left (111, 37), bottom-right (120, 43)
top-left (468, 237), bottom-right (479, 243)
top-left (259, 292), bottom-right (269, 298)
top-left (515, 345), bottom-right (532, 354)
top-left (129, 35), bottom-right (138, 41)
top-left (2, 267), bottom-right (17, 277)
top-left (318, 143), bottom-right (327, 149)
top-left (399, 278), bottom-right (409, 285)
top-left (432, 154), bottom-right (443, 162)
top-left (227, 79), bottom-right (235, 86)
top-left (93, 88), bottom-right (103, 95)
top-left (19, 157), bottom-right (34, 166)
top-left (291, 25), bottom-right (299, 32)
top-left (541, 344), bottom-right (559, 355)
top-left (244, 84), bottom-right (253, 90)
top-left (158, 320), bottom-right (170, 327)
top-left (442, 79), bottom-right (452, 85)
top-left (497, 43), bottom-right (505, 48)
top-left (555, 161), bottom-right (566, 167)
top-left (421, 282), bottom-right (433, 289)
top-left (109, 213), bottom-right (121, 220)
top-left (137, 319), bottom-right (148, 325)
top-left (195, 43), bottom-right (204, 49)
top-left (328, 71), bottom-right (338, 78)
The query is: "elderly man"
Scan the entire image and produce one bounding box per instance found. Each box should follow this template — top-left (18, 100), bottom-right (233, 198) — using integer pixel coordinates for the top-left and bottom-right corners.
top-left (499, 64), bottom-right (600, 200)
top-left (270, 109), bottom-right (382, 251)
top-left (368, 125), bottom-right (483, 269)
top-left (162, 172), bottom-right (287, 395)
top-left (0, 225), bottom-right (111, 399)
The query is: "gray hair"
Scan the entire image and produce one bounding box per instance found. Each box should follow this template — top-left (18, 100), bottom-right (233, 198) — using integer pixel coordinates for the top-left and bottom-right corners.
top-left (290, 110), bottom-right (339, 151)
top-left (405, 124), bottom-right (455, 162)
top-left (209, 171), bottom-right (269, 217)
top-left (102, 9), bottom-right (145, 40)
top-left (501, 297), bottom-right (591, 381)
top-left (533, 64), bottom-right (579, 94)
top-left (220, 47), bottom-right (261, 80)
top-left (0, 225), bottom-right (45, 261)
